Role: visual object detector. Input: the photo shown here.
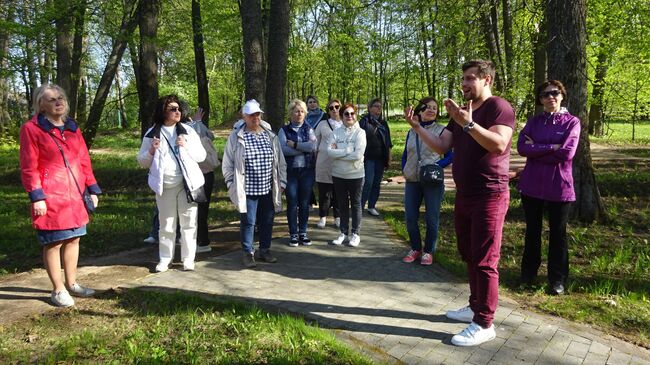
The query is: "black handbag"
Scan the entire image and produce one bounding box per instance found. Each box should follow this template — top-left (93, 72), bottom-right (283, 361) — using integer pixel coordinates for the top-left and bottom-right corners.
top-left (49, 134), bottom-right (96, 214)
top-left (416, 134), bottom-right (444, 184)
top-left (162, 133), bottom-right (208, 204)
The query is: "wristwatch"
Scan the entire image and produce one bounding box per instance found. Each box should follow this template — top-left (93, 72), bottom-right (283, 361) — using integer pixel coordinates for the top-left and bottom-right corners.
top-left (463, 121), bottom-right (475, 133)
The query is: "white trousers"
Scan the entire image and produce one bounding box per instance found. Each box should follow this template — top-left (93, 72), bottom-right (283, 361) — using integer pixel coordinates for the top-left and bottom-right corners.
top-left (156, 182), bottom-right (197, 264)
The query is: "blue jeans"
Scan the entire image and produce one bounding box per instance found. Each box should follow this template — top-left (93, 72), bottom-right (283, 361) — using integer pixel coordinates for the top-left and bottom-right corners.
top-left (285, 167), bottom-right (315, 235)
top-left (404, 181), bottom-right (444, 253)
top-left (362, 159), bottom-right (385, 209)
top-left (240, 192), bottom-right (275, 254)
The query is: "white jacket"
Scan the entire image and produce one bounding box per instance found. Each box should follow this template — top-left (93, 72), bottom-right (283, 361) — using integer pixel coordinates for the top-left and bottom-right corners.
top-left (137, 123), bottom-right (206, 196)
top-left (326, 122), bottom-right (366, 179)
top-left (222, 124), bottom-right (287, 213)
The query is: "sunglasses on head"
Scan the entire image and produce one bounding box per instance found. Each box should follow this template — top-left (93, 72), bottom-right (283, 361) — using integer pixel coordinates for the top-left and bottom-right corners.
top-left (344, 111), bottom-right (355, 117)
top-left (541, 90), bottom-right (561, 98)
top-left (168, 106), bottom-right (181, 112)
top-left (328, 105), bottom-right (340, 111)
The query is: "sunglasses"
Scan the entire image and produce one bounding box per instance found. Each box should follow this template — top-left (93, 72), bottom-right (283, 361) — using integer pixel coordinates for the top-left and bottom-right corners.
top-left (328, 105), bottom-right (340, 111)
top-left (541, 90), bottom-right (561, 98)
top-left (167, 107), bottom-right (181, 112)
top-left (343, 111), bottom-right (356, 117)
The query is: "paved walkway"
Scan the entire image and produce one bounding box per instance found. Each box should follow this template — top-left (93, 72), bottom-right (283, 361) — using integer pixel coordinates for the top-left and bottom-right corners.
top-left (126, 190), bottom-right (650, 364)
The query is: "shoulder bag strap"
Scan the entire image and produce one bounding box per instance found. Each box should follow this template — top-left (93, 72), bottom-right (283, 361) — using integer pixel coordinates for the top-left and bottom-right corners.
top-left (49, 133), bottom-right (86, 199)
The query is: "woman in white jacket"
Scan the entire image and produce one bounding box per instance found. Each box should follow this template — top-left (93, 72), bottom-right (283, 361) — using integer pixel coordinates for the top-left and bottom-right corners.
top-left (137, 95), bottom-right (206, 272)
top-left (222, 100), bottom-right (287, 268)
top-left (327, 103), bottom-right (367, 247)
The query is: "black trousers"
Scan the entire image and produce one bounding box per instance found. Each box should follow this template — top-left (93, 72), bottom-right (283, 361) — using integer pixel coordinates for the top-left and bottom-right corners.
top-left (332, 177), bottom-right (363, 235)
top-left (520, 194), bottom-right (571, 285)
top-left (318, 182), bottom-right (340, 219)
top-left (197, 171), bottom-right (215, 246)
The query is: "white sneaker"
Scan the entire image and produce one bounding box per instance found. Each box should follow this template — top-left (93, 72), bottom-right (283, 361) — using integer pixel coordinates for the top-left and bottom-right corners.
top-left (67, 283), bottom-right (95, 297)
top-left (446, 305), bottom-right (474, 322)
top-left (196, 245), bottom-right (212, 253)
top-left (451, 322), bottom-right (496, 347)
top-left (334, 217), bottom-right (340, 228)
top-left (366, 208), bottom-right (380, 216)
top-left (348, 233), bottom-right (360, 247)
top-left (155, 261), bottom-right (170, 273)
top-left (51, 289), bottom-right (74, 307)
top-left (331, 233), bottom-right (347, 245)
top-left (317, 217), bottom-right (327, 228)
top-left (183, 260), bottom-right (195, 271)
top-left (143, 236), bottom-right (157, 244)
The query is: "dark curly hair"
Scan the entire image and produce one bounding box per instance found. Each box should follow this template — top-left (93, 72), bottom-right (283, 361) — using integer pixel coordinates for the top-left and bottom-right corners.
top-left (152, 95), bottom-right (180, 125)
top-left (535, 80), bottom-right (567, 106)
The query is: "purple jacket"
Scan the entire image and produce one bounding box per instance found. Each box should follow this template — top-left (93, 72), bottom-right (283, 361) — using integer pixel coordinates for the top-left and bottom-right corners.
top-left (517, 108), bottom-right (580, 202)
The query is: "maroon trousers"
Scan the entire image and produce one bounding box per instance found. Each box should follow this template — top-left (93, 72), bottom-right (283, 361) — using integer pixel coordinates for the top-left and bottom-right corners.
top-left (454, 191), bottom-right (510, 328)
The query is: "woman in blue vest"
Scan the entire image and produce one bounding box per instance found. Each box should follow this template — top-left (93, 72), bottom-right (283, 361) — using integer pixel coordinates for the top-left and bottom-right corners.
top-left (279, 99), bottom-right (318, 246)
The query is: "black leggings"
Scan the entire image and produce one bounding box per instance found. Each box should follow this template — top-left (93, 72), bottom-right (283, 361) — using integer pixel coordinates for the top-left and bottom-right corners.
top-left (520, 195), bottom-right (571, 284)
top-left (332, 177), bottom-right (363, 235)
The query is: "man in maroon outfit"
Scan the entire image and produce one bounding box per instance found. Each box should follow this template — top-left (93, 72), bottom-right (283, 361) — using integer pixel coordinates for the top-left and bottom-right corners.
top-left (405, 59), bottom-right (515, 346)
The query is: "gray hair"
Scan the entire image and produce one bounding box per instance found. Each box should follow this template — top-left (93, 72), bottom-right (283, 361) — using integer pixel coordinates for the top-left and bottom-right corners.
top-left (288, 99), bottom-right (307, 114)
top-left (32, 83), bottom-right (69, 118)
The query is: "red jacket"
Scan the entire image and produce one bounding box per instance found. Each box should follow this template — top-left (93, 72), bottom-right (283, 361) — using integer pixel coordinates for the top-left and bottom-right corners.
top-left (19, 114), bottom-right (101, 230)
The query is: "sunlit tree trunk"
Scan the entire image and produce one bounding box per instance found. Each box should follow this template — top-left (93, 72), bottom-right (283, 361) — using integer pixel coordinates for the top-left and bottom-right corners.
top-left (547, 0), bottom-right (605, 223)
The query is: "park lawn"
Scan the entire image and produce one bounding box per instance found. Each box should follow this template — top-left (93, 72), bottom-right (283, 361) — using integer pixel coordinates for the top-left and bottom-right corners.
top-left (382, 118), bottom-right (650, 349)
top-left (0, 288), bottom-right (374, 364)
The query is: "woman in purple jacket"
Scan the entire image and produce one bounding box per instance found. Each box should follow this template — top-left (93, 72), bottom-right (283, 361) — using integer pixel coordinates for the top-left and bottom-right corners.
top-left (517, 80), bottom-right (580, 295)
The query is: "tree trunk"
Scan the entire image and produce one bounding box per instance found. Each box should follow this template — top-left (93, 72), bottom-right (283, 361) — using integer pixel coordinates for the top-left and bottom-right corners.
top-left (138, 0), bottom-right (161, 138)
top-left (76, 75), bottom-right (87, 127)
top-left (55, 0), bottom-right (73, 96)
top-left (588, 47), bottom-right (608, 137)
top-left (546, 0), bottom-right (605, 223)
top-left (502, 0), bottom-right (513, 92)
top-left (192, 0), bottom-right (211, 125)
top-left (264, 0), bottom-right (289, 130)
top-left (0, 0), bottom-right (13, 133)
top-left (115, 66), bottom-right (129, 128)
top-left (479, 0), bottom-right (502, 92)
top-left (68, 0), bottom-right (86, 119)
top-left (532, 11), bottom-right (546, 115)
top-left (83, 0), bottom-right (139, 146)
top-left (239, 0), bottom-right (266, 103)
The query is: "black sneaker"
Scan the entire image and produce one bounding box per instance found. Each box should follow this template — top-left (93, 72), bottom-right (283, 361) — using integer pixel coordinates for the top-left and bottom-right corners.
top-left (242, 253), bottom-right (256, 268)
top-left (258, 250), bottom-right (278, 263)
top-left (299, 233), bottom-right (312, 246)
top-left (288, 234), bottom-right (299, 247)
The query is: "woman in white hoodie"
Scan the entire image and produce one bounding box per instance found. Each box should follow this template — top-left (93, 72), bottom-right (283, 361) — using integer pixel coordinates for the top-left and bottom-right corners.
top-left (137, 95), bottom-right (206, 273)
top-left (327, 103), bottom-right (367, 247)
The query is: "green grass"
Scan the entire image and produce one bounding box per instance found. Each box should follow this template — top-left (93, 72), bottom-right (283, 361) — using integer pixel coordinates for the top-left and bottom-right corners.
top-left (592, 120), bottom-right (650, 145)
top-left (0, 289), bottom-right (374, 364)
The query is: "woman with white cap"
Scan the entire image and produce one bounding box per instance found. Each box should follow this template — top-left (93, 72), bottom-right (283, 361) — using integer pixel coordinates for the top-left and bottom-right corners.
top-left (222, 100), bottom-right (287, 268)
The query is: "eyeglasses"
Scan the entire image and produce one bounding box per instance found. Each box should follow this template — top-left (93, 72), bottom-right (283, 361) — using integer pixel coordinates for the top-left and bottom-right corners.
top-left (541, 90), bottom-right (561, 98)
top-left (343, 111), bottom-right (355, 117)
top-left (328, 105), bottom-right (340, 111)
top-left (167, 107), bottom-right (181, 112)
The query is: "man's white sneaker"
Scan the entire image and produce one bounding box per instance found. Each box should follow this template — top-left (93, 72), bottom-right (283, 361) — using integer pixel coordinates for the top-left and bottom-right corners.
top-left (446, 305), bottom-right (474, 322)
top-left (366, 208), bottom-right (380, 216)
top-left (155, 261), bottom-right (170, 273)
top-left (196, 245), bottom-right (212, 253)
top-left (451, 322), bottom-right (496, 347)
top-left (331, 233), bottom-right (347, 245)
top-left (348, 233), bottom-right (360, 247)
top-left (51, 289), bottom-right (74, 307)
top-left (334, 217), bottom-right (341, 228)
top-left (317, 217), bottom-right (327, 228)
top-left (67, 283), bottom-right (95, 297)
top-left (183, 260), bottom-right (195, 271)
top-left (143, 236), bottom-right (157, 244)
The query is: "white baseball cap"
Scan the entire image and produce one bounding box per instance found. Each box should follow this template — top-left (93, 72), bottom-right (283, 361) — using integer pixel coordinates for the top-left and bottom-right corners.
top-left (242, 99), bottom-right (263, 115)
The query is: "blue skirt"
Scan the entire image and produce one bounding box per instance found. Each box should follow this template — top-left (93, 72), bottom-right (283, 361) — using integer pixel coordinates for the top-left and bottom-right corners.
top-left (37, 225), bottom-right (87, 246)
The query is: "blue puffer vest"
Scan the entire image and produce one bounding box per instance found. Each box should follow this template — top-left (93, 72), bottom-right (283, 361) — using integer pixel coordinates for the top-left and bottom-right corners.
top-left (282, 123), bottom-right (316, 169)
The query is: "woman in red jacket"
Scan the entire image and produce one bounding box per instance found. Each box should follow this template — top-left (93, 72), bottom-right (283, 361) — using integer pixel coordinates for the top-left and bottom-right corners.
top-left (19, 84), bottom-right (101, 307)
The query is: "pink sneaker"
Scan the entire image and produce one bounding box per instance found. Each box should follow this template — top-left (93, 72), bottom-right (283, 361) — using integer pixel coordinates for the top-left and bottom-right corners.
top-left (420, 253), bottom-right (433, 265)
top-left (402, 250), bottom-right (421, 263)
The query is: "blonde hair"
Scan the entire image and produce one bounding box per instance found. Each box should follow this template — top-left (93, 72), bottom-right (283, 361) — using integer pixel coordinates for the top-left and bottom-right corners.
top-left (32, 84), bottom-right (69, 118)
top-left (288, 99), bottom-right (307, 114)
